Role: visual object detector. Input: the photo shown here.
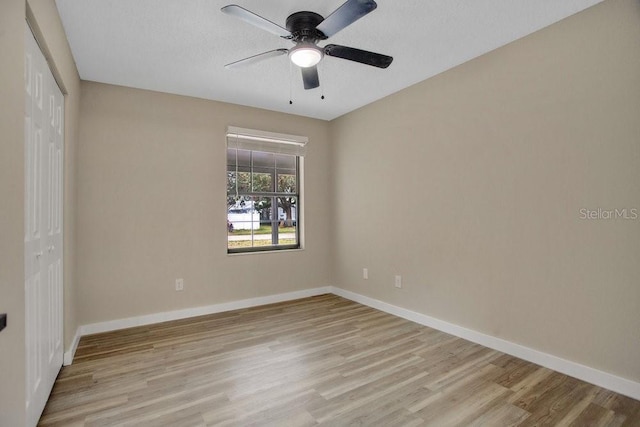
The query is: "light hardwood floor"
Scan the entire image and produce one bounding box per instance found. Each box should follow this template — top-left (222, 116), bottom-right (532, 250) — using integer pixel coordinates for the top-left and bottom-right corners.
top-left (40, 294), bottom-right (640, 426)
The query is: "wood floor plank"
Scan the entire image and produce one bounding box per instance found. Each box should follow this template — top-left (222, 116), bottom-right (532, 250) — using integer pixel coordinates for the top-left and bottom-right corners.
top-left (39, 294), bottom-right (640, 426)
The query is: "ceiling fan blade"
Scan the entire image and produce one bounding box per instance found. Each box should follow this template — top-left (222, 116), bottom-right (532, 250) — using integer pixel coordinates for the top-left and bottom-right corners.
top-left (324, 44), bottom-right (393, 69)
top-left (316, 0), bottom-right (377, 38)
top-left (221, 5), bottom-right (291, 38)
top-left (301, 66), bottom-right (320, 90)
top-left (224, 49), bottom-right (289, 70)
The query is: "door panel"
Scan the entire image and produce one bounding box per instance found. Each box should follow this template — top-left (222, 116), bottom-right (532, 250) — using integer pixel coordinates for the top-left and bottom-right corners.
top-left (25, 23), bottom-right (64, 427)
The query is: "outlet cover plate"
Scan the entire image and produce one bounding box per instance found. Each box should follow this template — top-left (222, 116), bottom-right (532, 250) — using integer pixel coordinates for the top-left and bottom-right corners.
top-left (394, 275), bottom-right (402, 288)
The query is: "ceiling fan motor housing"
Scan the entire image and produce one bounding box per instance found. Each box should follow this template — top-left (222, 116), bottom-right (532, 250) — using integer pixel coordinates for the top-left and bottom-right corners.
top-left (286, 12), bottom-right (328, 42)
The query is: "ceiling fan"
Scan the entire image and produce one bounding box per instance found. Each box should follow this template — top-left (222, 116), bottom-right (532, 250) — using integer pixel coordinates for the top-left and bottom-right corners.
top-left (221, 0), bottom-right (393, 90)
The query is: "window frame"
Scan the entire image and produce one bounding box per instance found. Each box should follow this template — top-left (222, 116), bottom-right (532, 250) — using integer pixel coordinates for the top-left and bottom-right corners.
top-left (226, 127), bottom-right (306, 254)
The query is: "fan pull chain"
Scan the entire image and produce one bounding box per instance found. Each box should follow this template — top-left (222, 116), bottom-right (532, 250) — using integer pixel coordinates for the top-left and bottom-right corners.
top-left (320, 60), bottom-right (325, 100)
top-left (289, 60), bottom-right (293, 105)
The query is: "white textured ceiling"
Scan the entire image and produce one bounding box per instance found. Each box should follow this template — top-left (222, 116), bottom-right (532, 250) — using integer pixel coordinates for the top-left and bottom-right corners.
top-left (55, 0), bottom-right (603, 120)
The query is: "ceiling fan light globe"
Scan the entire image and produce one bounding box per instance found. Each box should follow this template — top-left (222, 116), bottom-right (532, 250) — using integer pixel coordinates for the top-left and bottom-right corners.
top-left (289, 45), bottom-right (323, 68)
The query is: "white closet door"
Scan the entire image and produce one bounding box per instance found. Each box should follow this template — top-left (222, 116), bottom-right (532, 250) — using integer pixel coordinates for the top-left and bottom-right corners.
top-left (24, 23), bottom-right (64, 427)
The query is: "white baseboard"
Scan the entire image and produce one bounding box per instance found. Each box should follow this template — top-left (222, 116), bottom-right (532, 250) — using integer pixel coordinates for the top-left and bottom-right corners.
top-left (63, 327), bottom-right (81, 366)
top-left (330, 286), bottom-right (640, 401)
top-left (63, 286), bottom-right (332, 364)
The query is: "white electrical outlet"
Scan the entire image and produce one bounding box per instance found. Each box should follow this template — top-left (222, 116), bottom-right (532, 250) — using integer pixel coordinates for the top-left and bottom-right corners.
top-left (363, 268), bottom-right (369, 280)
top-left (394, 275), bottom-right (402, 288)
top-left (175, 278), bottom-right (184, 291)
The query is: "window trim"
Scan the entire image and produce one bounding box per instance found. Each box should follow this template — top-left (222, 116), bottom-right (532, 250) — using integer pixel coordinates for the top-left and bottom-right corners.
top-left (226, 127), bottom-right (305, 254)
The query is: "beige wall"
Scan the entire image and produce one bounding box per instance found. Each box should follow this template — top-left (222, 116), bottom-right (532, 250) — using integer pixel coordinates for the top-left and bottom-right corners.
top-left (331, 0), bottom-right (640, 383)
top-left (0, 1), bottom-right (28, 423)
top-left (0, 0), bottom-right (80, 424)
top-left (76, 82), bottom-right (332, 324)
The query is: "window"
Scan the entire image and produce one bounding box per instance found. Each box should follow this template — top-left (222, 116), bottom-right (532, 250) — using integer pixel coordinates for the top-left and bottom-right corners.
top-left (226, 127), bottom-right (306, 253)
